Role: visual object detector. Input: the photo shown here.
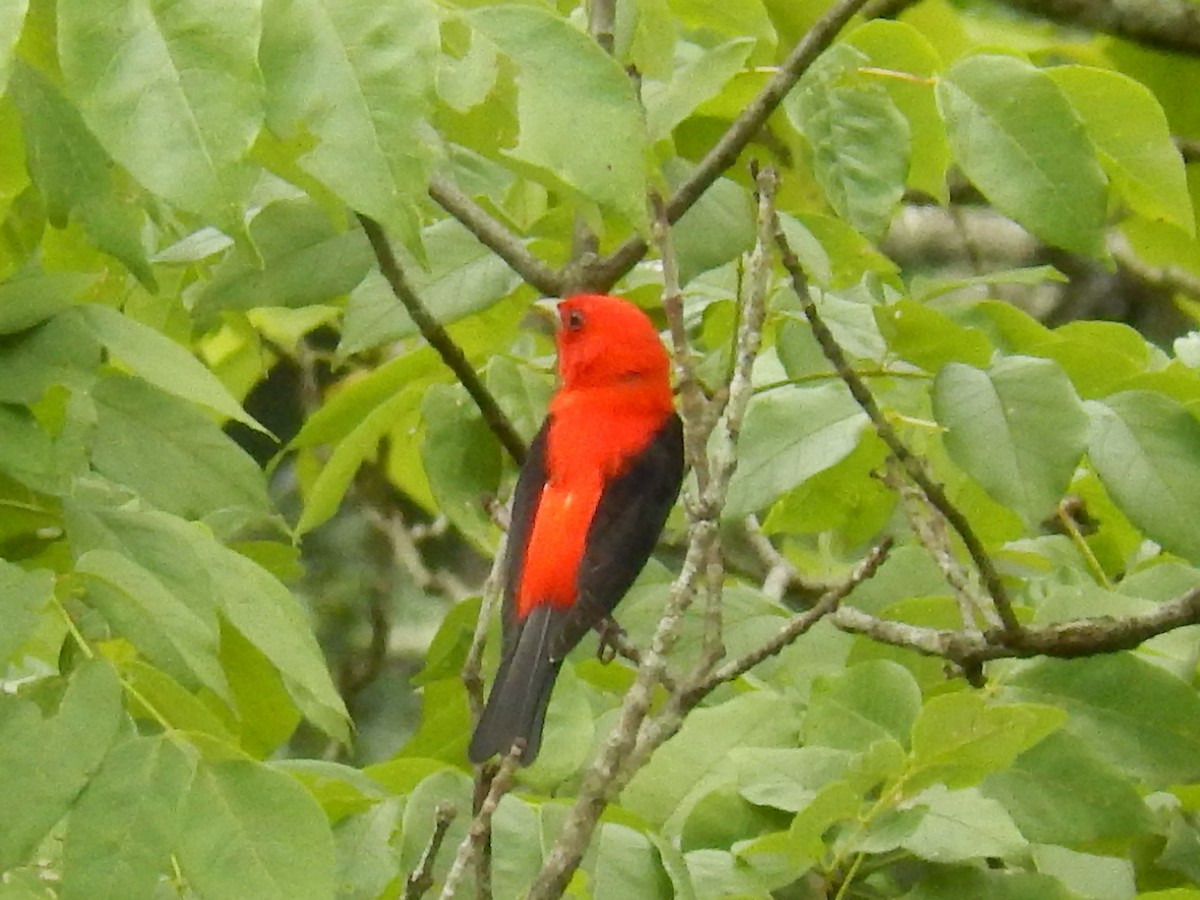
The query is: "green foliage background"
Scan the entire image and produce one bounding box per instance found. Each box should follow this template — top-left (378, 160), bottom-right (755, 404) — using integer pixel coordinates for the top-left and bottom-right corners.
top-left (2, 0), bottom-right (1200, 897)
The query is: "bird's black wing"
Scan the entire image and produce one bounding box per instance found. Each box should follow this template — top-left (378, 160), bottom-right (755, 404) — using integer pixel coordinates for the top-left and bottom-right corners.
top-left (555, 412), bottom-right (685, 656)
top-left (501, 420), bottom-right (550, 636)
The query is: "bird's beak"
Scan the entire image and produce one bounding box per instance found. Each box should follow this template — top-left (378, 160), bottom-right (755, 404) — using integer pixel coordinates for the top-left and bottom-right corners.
top-left (531, 297), bottom-right (561, 329)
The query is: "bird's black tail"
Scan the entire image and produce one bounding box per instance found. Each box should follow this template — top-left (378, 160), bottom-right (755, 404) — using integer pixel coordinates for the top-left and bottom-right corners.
top-left (468, 605), bottom-right (562, 765)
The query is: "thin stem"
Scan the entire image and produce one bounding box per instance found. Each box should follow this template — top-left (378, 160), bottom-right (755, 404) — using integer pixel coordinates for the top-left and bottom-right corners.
top-left (357, 213), bottom-right (528, 466)
top-left (427, 175), bottom-right (562, 297)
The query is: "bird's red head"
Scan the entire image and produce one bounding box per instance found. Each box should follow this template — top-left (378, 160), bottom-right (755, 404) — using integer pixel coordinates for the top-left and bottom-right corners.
top-left (554, 294), bottom-right (672, 399)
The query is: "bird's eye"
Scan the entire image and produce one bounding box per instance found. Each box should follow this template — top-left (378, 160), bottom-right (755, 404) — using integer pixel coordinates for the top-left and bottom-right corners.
top-left (565, 308), bottom-right (586, 332)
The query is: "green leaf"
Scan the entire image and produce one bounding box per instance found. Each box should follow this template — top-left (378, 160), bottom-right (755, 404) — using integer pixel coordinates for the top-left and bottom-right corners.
top-left (58, 0), bottom-right (261, 233)
top-left (470, 6), bottom-right (649, 230)
top-left (644, 38), bottom-right (755, 141)
top-left (907, 692), bottom-right (1065, 794)
top-left (666, 165), bottom-right (756, 284)
top-left (0, 403), bottom-right (66, 494)
top-left (593, 822), bottom-right (669, 900)
top-left (735, 747), bottom-right (858, 812)
top-left (193, 199), bottom-right (373, 320)
top-left (0, 660), bottom-right (124, 870)
top-left (906, 868), bottom-right (1076, 900)
top-left (934, 357), bottom-right (1088, 525)
top-left (804, 660), bottom-right (922, 752)
top-left (725, 383), bottom-right (868, 517)
top-left (219, 624), bottom-right (302, 757)
top-left (77, 305), bottom-right (264, 432)
top-left (1033, 845), bottom-right (1135, 900)
top-left (845, 19), bottom-right (949, 202)
top-left (77, 549), bottom-right (229, 701)
top-left (261, 0), bottom-right (438, 251)
top-left (191, 534), bottom-right (349, 743)
top-left (1008, 653), bottom-right (1200, 785)
top-left (122, 662), bottom-right (239, 746)
top-left (62, 736), bottom-right (193, 900)
top-left (937, 54), bottom-right (1107, 257)
top-left (395, 677), bottom-right (470, 764)
top-left (624, 691), bottom-right (800, 830)
top-left (1049, 65), bottom-right (1194, 236)
top-left (421, 387), bottom-right (501, 549)
top-left (900, 786), bottom-right (1026, 863)
top-left (0, 271), bottom-right (92, 335)
top-left (295, 385), bottom-right (421, 536)
top-left (90, 374), bottom-right (272, 521)
top-left (329, 799), bottom-right (402, 900)
top-left (177, 759), bottom-right (335, 900)
top-left (0, 562), bottom-right (53, 665)
top-left (1087, 390), bottom-right (1200, 563)
top-left (875, 299), bottom-right (992, 371)
top-left (0, 0), bottom-right (27, 94)
top-left (486, 355), bottom-right (553, 444)
top-left (0, 308), bottom-right (101, 405)
top-left (790, 45), bottom-right (910, 241)
top-left (9, 63), bottom-right (154, 287)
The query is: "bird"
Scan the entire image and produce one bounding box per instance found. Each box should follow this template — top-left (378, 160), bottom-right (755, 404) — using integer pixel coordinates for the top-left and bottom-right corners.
top-left (468, 293), bottom-right (684, 765)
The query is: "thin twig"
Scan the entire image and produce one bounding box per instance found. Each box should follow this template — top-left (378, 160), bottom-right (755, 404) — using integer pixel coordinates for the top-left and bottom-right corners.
top-left (404, 803), bottom-right (458, 900)
top-left (881, 462), bottom-right (1000, 633)
top-left (773, 222), bottom-right (1023, 636)
top-left (427, 175), bottom-right (562, 297)
top-left (357, 213), bottom-right (528, 465)
top-left (684, 539), bottom-right (892, 704)
top-left (463, 531), bottom-right (511, 724)
top-left (438, 745), bottom-right (524, 900)
top-left (652, 193), bottom-right (711, 486)
top-left (742, 515), bottom-right (837, 600)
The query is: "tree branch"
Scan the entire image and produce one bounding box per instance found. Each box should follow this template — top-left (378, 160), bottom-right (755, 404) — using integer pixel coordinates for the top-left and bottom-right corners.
top-left (993, 0), bottom-right (1200, 57)
top-left (427, 176), bottom-right (563, 297)
top-left (833, 585), bottom-right (1200, 666)
top-left (357, 214), bottom-right (528, 465)
top-left (773, 221), bottom-right (1023, 636)
top-left (591, 0), bottom-right (874, 290)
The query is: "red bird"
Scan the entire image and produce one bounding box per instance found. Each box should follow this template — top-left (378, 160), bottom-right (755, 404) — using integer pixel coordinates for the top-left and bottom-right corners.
top-left (468, 294), bottom-right (684, 765)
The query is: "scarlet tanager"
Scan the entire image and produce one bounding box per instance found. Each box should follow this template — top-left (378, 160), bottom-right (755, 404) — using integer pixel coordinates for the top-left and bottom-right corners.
top-left (468, 293), bottom-right (684, 765)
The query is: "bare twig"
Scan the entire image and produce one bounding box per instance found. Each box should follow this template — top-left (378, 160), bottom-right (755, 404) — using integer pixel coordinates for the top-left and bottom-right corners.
top-left (881, 462), bottom-right (1001, 633)
top-left (587, 0), bottom-right (616, 56)
top-left (427, 176), bottom-right (562, 297)
top-left (685, 539), bottom-right (892, 704)
top-left (438, 745), bottom-right (524, 900)
top-left (463, 532), bottom-right (511, 723)
top-left (357, 214), bottom-right (528, 466)
top-left (653, 194), bottom-right (710, 485)
top-left (594, 0), bottom-right (874, 289)
top-left (773, 223), bottom-right (1023, 636)
top-left (832, 585), bottom-right (1200, 666)
top-left (404, 803), bottom-right (458, 900)
top-left (742, 514), bottom-right (837, 600)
